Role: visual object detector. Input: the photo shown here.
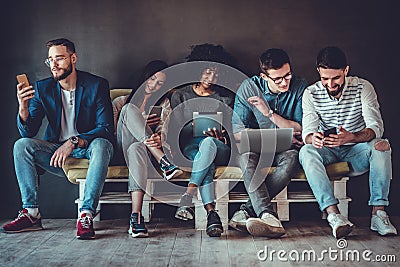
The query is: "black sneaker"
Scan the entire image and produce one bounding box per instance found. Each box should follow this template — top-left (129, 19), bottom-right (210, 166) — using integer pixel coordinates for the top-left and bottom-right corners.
top-left (128, 213), bottom-right (148, 238)
top-left (163, 165), bottom-right (183, 180)
top-left (206, 210), bottom-right (223, 237)
top-left (175, 194), bottom-right (195, 221)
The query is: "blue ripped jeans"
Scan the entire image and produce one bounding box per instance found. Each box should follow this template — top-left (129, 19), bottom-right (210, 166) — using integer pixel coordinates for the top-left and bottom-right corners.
top-left (299, 139), bottom-right (392, 211)
top-left (183, 137), bottom-right (230, 205)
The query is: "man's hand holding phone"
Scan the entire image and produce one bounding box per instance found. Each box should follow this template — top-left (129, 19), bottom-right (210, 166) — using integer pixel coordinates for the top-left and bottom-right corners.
top-left (323, 126), bottom-right (355, 147)
top-left (16, 74), bottom-right (35, 121)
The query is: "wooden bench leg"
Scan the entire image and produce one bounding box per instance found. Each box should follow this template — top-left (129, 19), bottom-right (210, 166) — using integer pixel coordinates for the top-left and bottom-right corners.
top-left (142, 201), bottom-right (152, 223)
top-left (337, 200), bottom-right (349, 218)
top-left (142, 179), bottom-right (155, 223)
top-left (215, 201), bottom-right (229, 230)
top-left (94, 203), bottom-right (101, 222)
top-left (276, 202), bottom-right (290, 221)
top-left (195, 201), bottom-right (207, 230)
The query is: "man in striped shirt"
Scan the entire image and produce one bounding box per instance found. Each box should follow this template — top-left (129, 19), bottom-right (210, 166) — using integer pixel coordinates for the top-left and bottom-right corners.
top-left (299, 46), bottom-right (397, 239)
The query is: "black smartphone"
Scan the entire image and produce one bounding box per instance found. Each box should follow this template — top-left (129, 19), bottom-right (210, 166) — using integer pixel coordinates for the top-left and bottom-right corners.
top-left (324, 127), bottom-right (337, 137)
top-left (149, 106), bottom-right (162, 117)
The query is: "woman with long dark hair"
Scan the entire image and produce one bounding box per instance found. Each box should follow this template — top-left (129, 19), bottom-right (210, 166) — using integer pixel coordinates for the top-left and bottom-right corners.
top-left (113, 60), bottom-right (183, 237)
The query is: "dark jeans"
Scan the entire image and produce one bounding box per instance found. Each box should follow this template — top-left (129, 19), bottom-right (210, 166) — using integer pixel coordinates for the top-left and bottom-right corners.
top-left (238, 149), bottom-right (300, 218)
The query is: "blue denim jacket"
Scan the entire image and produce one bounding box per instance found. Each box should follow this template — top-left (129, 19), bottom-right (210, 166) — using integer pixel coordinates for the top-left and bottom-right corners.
top-left (232, 74), bottom-right (307, 133)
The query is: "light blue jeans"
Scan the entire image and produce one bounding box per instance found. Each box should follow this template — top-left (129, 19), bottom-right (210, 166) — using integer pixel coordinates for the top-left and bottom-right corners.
top-left (183, 137), bottom-right (230, 205)
top-left (299, 139), bottom-right (392, 211)
top-left (13, 137), bottom-right (113, 215)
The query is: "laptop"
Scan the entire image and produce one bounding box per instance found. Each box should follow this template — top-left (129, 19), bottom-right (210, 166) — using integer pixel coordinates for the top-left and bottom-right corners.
top-left (239, 128), bottom-right (293, 154)
top-left (193, 112), bottom-right (223, 137)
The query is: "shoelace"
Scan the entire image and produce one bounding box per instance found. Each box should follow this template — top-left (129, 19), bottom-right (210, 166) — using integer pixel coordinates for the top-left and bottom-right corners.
top-left (379, 214), bottom-right (389, 225)
top-left (79, 216), bottom-right (92, 229)
top-left (12, 211), bottom-right (31, 223)
top-left (329, 214), bottom-right (339, 225)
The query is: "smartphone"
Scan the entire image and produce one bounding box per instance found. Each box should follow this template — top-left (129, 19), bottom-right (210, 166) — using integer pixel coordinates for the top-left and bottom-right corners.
top-left (324, 127), bottom-right (337, 137)
top-left (149, 106), bottom-right (162, 118)
top-left (16, 74), bottom-right (30, 89)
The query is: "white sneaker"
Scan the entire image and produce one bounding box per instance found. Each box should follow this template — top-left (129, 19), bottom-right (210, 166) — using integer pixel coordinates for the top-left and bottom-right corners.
top-left (229, 209), bottom-right (250, 233)
top-left (370, 210), bottom-right (397, 236)
top-left (246, 212), bottom-right (285, 238)
top-left (327, 213), bottom-right (354, 239)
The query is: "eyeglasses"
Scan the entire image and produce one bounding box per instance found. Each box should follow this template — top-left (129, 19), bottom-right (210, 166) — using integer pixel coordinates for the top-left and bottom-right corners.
top-left (267, 72), bottom-right (292, 84)
top-left (44, 54), bottom-right (72, 67)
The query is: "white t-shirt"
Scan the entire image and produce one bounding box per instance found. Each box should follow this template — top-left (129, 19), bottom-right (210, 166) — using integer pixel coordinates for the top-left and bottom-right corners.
top-left (59, 88), bottom-right (79, 142)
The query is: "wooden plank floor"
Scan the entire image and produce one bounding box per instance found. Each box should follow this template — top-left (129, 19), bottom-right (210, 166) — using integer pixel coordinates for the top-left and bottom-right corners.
top-left (1, 217), bottom-right (399, 267)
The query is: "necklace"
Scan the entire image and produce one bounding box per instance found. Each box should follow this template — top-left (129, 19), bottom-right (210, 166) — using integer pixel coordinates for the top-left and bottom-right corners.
top-left (69, 90), bottom-right (75, 105)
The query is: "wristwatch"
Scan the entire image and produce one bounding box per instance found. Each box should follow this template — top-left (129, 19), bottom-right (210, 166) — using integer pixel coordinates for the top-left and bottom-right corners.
top-left (69, 136), bottom-right (79, 149)
top-left (266, 109), bottom-right (274, 118)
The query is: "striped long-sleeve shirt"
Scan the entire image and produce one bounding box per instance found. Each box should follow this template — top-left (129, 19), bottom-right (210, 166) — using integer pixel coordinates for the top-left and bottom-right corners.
top-left (302, 76), bottom-right (384, 144)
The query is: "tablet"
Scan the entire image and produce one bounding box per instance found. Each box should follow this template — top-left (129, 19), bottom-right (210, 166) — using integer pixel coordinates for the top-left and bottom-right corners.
top-left (193, 112), bottom-right (223, 137)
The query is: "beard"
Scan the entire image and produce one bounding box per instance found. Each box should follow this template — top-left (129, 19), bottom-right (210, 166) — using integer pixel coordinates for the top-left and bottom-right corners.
top-left (52, 63), bottom-right (73, 81)
top-left (326, 82), bottom-right (345, 97)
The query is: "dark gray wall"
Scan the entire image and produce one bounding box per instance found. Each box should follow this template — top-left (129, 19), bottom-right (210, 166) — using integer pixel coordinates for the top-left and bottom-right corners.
top-left (1, 0), bottom-right (399, 218)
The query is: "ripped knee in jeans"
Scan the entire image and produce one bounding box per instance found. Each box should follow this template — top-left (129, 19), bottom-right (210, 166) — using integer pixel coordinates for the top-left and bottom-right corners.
top-left (374, 139), bottom-right (390, 151)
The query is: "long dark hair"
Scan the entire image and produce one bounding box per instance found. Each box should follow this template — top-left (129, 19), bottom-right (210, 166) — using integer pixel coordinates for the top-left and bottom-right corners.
top-left (125, 60), bottom-right (168, 111)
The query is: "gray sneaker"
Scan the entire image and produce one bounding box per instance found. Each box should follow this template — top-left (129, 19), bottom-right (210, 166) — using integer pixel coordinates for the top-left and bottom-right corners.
top-left (327, 213), bottom-right (354, 239)
top-left (370, 210), bottom-right (397, 236)
top-left (175, 194), bottom-right (195, 221)
top-left (246, 212), bottom-right (285, 238)
top-left (229, 209), bottom-right (250, 233)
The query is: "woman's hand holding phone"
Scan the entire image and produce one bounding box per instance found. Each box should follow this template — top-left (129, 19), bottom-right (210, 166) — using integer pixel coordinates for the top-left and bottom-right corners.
top-left (145, 113), bottom-right (161, 127)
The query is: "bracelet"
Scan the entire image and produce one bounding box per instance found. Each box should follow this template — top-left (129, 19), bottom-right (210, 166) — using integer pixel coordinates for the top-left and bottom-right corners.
top-left (265, 109), bottom-right (274, 118)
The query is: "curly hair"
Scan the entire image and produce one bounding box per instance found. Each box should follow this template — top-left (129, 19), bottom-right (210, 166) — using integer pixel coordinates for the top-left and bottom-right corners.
top-left (185, 43), bottom-right (235, 67)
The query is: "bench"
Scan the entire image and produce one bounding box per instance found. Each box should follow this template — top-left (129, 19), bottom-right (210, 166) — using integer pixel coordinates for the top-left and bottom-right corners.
top-left (63, 159), bottom-right (351, 230)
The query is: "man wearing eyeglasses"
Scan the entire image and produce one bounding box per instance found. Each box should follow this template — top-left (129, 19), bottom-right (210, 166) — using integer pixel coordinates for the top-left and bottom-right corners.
top-left (230, 48), bottom-right (307, 237)
top-left (2, 38), bottom-right (114, 240)
top-left (299, 46), bottom-right (397, 238)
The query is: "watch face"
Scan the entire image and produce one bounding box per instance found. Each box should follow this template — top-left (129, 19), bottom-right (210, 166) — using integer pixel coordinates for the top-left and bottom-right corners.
top-left (70, 136), bottom-right (78, 143)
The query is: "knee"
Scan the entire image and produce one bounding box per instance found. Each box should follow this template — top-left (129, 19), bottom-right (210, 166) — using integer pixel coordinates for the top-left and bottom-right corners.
top-left (14, 138), bottom-right (34, 153)
top-left (89, 138), bottom-right (113, 155)
top-left (127, 142), bottom-right (147, 154)
top-left (283, 149), bottom-right (299, 161)
top-left (299, 144), bottom-right (315, 158)
top-left (374, 139), bottom-right (390, 152)
top-left (200, 137), bottom-right (217, 149)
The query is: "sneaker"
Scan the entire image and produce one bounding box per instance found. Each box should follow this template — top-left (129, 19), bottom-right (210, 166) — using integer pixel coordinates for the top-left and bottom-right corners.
top-left (246, 212), bottom-right (285, 238)
top-left (128, 212), bottom-right (149, 238)
top-left (370, 210), bottom-right (397, 236)
top-left (229, 209), bottom-right (250, 233)
top-left (163, 165), bottom-right (183, 180)
top-left (2, 209), bottom-right (43, 233)
top-left (327, 213), bottom-right (354, 239)
top-left (175, 194), bottom-right (195, 221)
top-left (206, 210), bottom-right (223, 237)
top-left (76, 212), bottom-right (95, 239)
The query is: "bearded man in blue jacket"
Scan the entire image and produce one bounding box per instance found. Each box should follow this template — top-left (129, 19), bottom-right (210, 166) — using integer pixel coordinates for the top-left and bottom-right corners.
top-left (2, 38), bottom-right (114, 240)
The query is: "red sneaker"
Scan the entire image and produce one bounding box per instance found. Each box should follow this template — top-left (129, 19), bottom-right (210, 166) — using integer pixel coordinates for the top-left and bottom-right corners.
top-left (2, 209), bottom-right (43, 233)
top-left (76, 213), bottom-right (95, 239)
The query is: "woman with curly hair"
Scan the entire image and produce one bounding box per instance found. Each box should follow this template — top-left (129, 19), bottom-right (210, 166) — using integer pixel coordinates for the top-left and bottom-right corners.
top-left (170, 44), bottom-right (236, 237)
